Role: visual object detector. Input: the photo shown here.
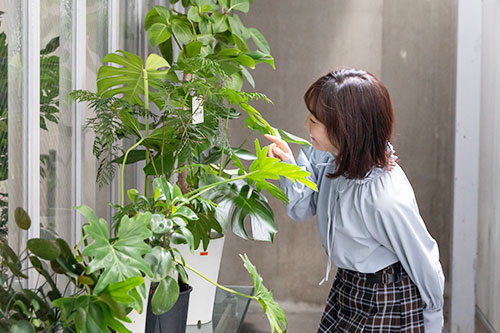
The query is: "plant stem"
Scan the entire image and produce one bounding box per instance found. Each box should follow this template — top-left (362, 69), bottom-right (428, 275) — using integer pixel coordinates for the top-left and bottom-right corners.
top-left (175, 259), bottom-right (254, 300)
top-left (121, 138), bottom-right (145, 207)
top-left (186, 172), bottom-right (255, 199)
top-left (143, 69), bottom-right (150, 195)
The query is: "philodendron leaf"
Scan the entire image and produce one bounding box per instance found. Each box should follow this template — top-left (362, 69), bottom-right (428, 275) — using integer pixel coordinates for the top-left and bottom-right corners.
top-left (248, 139), bottom-right (318, 199)
top-left (77, 206), bottom-right (153, 294)
top-left (151, 276), bottom-right (179, 315)
top-left (27, 239), bottom-right (60, 260)
top-left (14, 207), bottom-right (31, 230)
top-left (240, 254), bottom-right (287, 333)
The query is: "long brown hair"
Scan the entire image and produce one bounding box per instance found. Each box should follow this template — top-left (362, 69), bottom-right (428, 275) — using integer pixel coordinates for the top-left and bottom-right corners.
top-left (304, 68), bottom-right (394, 179)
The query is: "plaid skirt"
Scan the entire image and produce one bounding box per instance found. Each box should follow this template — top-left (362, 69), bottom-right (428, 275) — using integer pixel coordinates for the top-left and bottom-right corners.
top-left (318, 262), bottom-right (424, 332)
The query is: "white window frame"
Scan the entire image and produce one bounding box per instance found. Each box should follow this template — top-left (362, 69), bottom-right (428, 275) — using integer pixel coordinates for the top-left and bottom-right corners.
top-left (451, 0), bottom-right (482, 331)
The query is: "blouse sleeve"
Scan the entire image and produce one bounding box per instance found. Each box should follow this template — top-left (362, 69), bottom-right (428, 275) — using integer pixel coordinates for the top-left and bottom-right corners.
top-left (364, 176), bottom-right (445, 313)
top-left (278, 147), bottom-right (319, 221)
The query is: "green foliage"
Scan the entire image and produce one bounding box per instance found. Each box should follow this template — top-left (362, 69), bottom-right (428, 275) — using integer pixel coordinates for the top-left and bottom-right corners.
top-left (77, 206), bottom-right (153, 294)
top-left (240, 254), bottom-right (287, 333)
top-left (53, 277), bottom-right (144, 333)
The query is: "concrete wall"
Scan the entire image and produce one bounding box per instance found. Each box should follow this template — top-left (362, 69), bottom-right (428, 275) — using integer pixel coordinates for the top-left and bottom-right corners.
top-left (476, 0), bottom-right (500, 331)
top-left (219, 0), bottom-right (455, 329)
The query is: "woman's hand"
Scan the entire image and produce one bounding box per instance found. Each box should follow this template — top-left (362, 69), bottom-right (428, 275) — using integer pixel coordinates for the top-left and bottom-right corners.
top-left (264, 134), bottom-right (291, 162)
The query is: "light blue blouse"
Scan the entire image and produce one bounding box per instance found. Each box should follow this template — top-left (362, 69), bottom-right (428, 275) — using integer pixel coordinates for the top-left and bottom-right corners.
top-left (279, 145), bottom-right (445, 332)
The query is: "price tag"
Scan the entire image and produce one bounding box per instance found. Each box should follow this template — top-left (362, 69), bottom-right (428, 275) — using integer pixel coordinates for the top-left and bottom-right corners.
top-left (192, 96), bottom-right (204, 124)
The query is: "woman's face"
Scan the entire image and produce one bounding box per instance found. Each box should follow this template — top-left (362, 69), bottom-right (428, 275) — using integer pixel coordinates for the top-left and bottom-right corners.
top-left (304, 113), bottom-right (338, 154)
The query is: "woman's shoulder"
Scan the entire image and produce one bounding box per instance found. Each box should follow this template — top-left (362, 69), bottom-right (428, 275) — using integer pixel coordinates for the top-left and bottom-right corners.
top-left (358, 164), bottom-right (417, 212)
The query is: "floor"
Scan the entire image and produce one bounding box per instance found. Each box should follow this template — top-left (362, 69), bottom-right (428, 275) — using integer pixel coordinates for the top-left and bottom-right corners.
top-left (240, 301), bottom-right (324, 333)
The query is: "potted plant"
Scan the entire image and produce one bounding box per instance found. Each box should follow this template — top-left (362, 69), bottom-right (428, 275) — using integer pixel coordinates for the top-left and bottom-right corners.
top-left (0, 206), bottom-right (154, 332)
top-left (69, 0), bottom-right (317, 331)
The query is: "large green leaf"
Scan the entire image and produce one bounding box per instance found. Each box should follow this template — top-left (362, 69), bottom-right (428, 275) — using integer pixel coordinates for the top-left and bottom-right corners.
top-left (97, 50), bottom-right (170, 107)
top-left (77, 206), bottom-right (153, 294)
top-left (151, 276), bottom-right (179, 315)
top-left (240, 254), bottom-right (287, 333)
top-left (213, 183), bottom-right (277, 241)
top-left (248, 139), bottom-right (317, 197)
top-left (27, 239), bottom-right (60, 260)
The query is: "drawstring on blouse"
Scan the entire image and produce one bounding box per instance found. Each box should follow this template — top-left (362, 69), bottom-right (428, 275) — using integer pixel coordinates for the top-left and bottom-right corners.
top-left (315, 142), bottom-right (396, 285)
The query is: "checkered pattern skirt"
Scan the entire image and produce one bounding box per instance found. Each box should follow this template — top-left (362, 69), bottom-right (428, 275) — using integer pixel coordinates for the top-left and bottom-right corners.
top-left (318, 262), bottom-right (424, 332)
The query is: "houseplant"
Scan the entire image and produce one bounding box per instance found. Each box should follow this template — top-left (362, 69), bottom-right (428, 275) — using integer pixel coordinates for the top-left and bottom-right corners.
top-left (0, 206), bottom-right (153, 332)
top-left (69, 1), bottom-right (317, 331)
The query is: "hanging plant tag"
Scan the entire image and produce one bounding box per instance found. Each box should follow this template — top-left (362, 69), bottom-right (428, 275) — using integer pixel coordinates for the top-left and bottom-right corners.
top-left (192, 96), bottom-right (204, 124)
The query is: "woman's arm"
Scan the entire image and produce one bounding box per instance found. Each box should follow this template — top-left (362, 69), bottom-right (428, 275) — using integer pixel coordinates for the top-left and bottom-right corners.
top-left (365, 184), bottom-right (445, 329)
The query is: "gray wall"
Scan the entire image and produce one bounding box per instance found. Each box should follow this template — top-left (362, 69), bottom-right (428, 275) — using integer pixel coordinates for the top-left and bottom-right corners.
top-left (219, 0), bottom-right (455, 330)
top-left (476, 0), bottom-right (500, 331)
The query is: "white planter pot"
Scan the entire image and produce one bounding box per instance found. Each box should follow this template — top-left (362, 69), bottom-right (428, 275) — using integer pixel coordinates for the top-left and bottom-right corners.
top-left (123, 278), bottom-right (151, 332)
top-left (176, 235), bottom-right (225, 325)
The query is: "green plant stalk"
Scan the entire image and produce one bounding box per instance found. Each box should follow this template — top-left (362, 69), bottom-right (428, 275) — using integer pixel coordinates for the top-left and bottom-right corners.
top-left (177, 171), bottom-right (257, 210)
top-left (175, 259), bottom-right (254, 300)
top-left (121, 138), bottom-right (145, 207)
top-left (143, 69), bottom-right (150, 195)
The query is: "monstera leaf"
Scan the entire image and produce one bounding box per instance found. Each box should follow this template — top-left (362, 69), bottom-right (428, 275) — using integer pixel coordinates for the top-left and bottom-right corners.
top-left (240, 254), bottom-right (287, 333)
top-left (77, 206), bottom-right (153, 294)
top-left (208, 181), bottom-right (276, 241)
top-left (97, 50), bottom-right (171, 108)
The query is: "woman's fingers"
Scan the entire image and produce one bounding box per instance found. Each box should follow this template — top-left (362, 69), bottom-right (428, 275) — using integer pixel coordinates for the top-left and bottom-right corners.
top-left (272, 146), bottom-right (290, 161)
top-left (264, 134), bottom-right (290, 152)
top-left (267, 143), bottom-right (277, 158)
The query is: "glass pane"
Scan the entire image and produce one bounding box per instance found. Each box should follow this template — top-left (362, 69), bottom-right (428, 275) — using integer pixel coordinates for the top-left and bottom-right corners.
top-left (1, 0), bottom-right (24, 249)
top-left (0, 6), bottom-right (8, 241)
top-left (85, 0), bottom-right (111, 220)
top-left (40, 0), bottom-right (72, 242)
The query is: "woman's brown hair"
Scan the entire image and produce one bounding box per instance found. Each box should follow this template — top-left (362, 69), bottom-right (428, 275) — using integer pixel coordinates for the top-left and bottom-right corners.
top-left (304, 68), bottom-right (394, 179)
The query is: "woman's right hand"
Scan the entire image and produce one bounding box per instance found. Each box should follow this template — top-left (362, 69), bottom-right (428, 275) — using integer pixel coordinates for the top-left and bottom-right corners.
top-left (264, 134), bottom-right (291, 162)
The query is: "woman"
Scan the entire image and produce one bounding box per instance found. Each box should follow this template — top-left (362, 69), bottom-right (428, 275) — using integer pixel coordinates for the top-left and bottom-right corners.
top-left (265, 68), bottom-right (444, 332)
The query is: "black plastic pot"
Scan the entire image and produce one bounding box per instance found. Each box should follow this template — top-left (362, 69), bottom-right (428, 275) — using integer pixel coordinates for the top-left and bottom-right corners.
top-left (145, 279), bottom-right (192, 333)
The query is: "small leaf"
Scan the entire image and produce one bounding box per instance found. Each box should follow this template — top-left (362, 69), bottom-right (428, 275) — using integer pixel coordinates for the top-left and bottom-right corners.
top-left (212, 12), bottom-right (228, 33)
top-left (150, 214), bottom-right (174, 234)
top-left (14, 207), bottom-right (31, 230)
top-left (174, 206), bottom-right (198, 220)
top-left (127, 189), bottom-right (140, 203)
top-left (187, 6), bottom-right (202, 23)
top-left (27, 239), bottom-right (60, 260)
top-left (151, 276), bottom-right (179, 315)
top-left (230, 0), bottom-right (250, 13)
top-left (78, 275), bottom-right (95, 286)
top-left (249, 27), bottom-right (271, 54)
top-left (145, 246), bottom-right (174, 282)
top-left (172, 20), bottom-right (195, 45)
top-left (148, 23), bottom-right (172, 47)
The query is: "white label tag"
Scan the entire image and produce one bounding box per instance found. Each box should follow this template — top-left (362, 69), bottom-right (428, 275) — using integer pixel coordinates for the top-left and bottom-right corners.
top-left (192, 96), bottom-right (204, 124)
